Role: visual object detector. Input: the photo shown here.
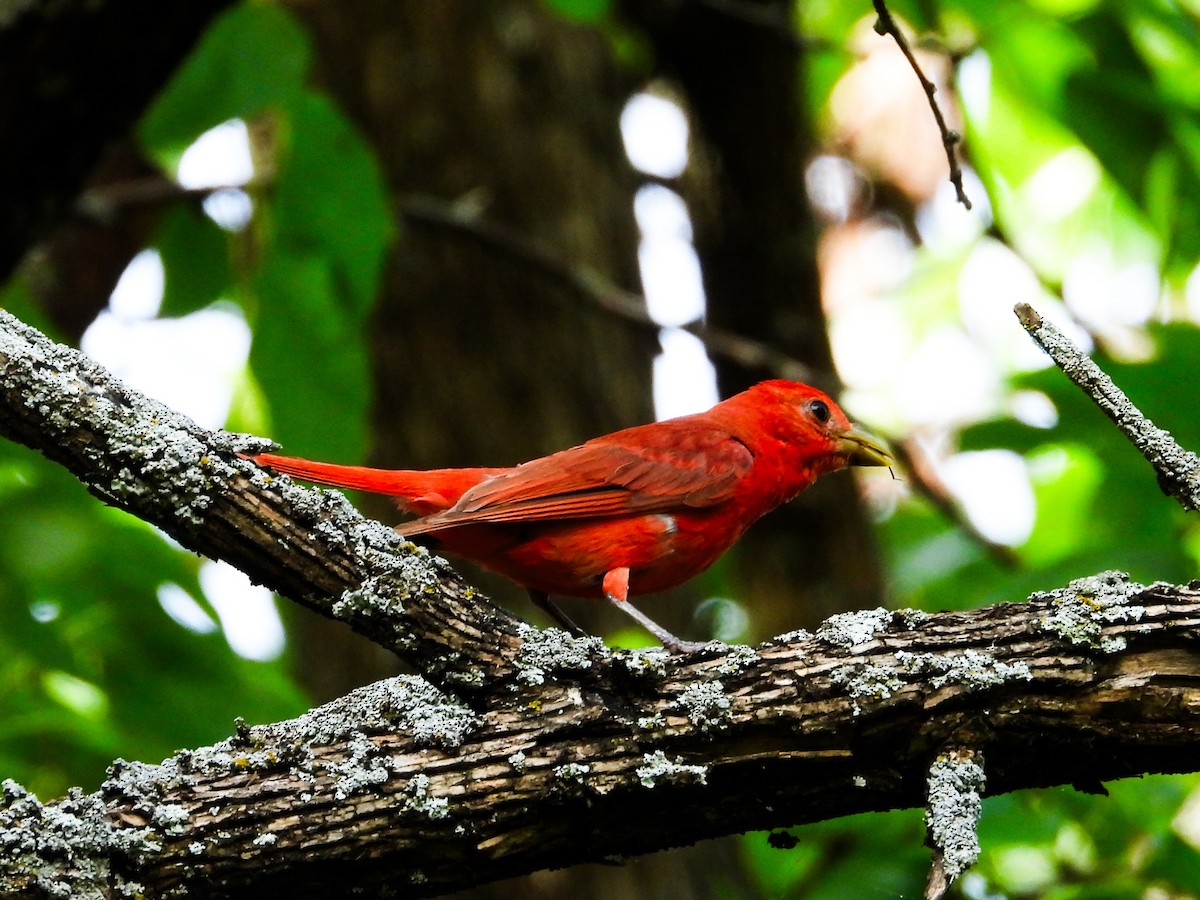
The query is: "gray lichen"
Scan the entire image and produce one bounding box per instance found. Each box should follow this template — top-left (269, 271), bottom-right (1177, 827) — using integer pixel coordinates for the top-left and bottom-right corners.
top-left (833, 648), bottom-right (1032, 715)
top-left (402, 774), bottom-right (449, 820)
top-left (831, 664), bottom-right (906, 712)
top-left (675, 680), bottom-right (732, 732)
top-left (553, 762), bottom-right (591, 784)
top-left (895, 607), bottom-right (929, 628)
top-left (0, 778), bottom-right (157, 899)
top-left (816, 607), bottom-right (893, 648)
top-left (775, 627), bottom-right (812, 643)
top-left (926, 752), bottom-right (986, 881)
top-left (717, 644), bottom-right (759, 675)
top-left (290, 675), bottom-right (479, 749)
top-left (635, 751), bottom-right (708, 788)
top-left (895, 649), bottom-right (1032, 691)
top-left (513, 623), bottom-right (606, 686)
top-left (1033, 571), bottom-right (1148, 652)
top-left (619, 646), bottom-right (671, 679)
top-left (331, 732), bottom-right (391, 800)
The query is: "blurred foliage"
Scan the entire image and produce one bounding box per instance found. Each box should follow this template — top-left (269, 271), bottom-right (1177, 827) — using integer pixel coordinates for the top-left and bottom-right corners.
top-left (2, 0), bottom-right (1200, 896)
top-left (0, 2), bottom-right (393, 796)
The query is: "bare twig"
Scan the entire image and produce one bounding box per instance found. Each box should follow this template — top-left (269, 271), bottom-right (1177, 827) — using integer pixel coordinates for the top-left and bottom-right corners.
top-left (871, 0), bottom-right (972, 210)
top-left (1014, 303), bottom-right (1200, 512)
top-left (400, 195), bottom-right (815, 383)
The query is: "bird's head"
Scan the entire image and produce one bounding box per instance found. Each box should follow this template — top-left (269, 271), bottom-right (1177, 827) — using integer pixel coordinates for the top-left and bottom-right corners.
top-left (736, 380), bottom-right (894, 472)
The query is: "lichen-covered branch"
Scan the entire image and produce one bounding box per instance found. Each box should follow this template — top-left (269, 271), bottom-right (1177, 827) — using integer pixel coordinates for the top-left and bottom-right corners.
top-left (4, 572), bottom-right (1200, 898)
top-left (924, 749), bottom-right (985, 900)
top-left (1014, 303), bottom-right (1200, 512)
top-left (0, 310), bottom-right (545, 691)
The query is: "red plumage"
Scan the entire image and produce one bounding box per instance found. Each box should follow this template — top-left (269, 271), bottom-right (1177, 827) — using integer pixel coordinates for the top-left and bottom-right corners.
top-left (252, 380), bottom-right (892, 650)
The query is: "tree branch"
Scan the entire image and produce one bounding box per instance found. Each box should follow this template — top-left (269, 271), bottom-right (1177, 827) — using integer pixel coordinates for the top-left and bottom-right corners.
top-left (6, 310), bottom-right (1200, 897)
top-left (1014, 303), bottom-right (1200, 512)
top-left (0, 309), bottom-right (580, 693)
top-left (4, 572), bottom-right (1200, 897)
top-left (400, 195), bottom-right (818, 385)
top-left (871, 0), bottom-right (972, 209)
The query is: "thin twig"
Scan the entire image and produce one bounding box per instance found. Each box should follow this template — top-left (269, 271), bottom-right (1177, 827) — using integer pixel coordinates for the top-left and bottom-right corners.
top-left (399, 195), bottom-right (815, 383)
top-left (1014, 303), bottom-right (1200, 512)
top-left (871, 0), bottom-right (972, 210)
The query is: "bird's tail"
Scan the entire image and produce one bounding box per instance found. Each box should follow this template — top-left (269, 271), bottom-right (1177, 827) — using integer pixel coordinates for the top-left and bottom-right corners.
top-left (250, 453), bottom-right (497, 516)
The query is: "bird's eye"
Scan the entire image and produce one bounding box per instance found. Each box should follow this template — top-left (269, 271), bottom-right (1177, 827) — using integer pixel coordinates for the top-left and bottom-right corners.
top-left (808, 399), bottom-right (831, 424)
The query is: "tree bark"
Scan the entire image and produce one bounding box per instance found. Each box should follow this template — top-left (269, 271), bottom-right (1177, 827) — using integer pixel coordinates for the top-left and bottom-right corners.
top-left (4, 308), bottom-right (1200, 900)
top-left (3, 571), bottom-right (1199, 898)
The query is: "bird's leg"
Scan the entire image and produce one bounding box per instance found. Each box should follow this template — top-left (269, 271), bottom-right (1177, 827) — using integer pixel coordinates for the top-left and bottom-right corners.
top-left (527, 589), bottom-right (586, 637)
top-left (601, 568), bottom-right (712, 654)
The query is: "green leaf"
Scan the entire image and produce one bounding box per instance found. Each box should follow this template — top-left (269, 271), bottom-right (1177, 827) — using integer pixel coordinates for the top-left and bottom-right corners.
top-left (139, 4), bottom-right (311, 163)
top-left (0, 442), bottom-right (308, 796)
top-left (249, 251), bottom-right (370, 462)
top-left (271, 93), bottom-right (394, 314)
top-left (154, 203), bottom-right (234, 318)
top-left (540, 0), bottom-right (612, 23)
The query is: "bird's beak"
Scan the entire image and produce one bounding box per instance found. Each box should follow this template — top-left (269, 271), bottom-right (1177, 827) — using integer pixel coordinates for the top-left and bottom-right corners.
top-left (837, 426), bottom-right (895, 468)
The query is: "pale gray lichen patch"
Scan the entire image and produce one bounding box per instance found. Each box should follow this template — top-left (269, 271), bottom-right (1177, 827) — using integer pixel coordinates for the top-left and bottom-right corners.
top-left (717, 644), bottom-right (758, 675)
top-left (507, 751), bottom-right (527, 773)
top-left (831, 664), bottom-right (906, 713)
top-left (775, 627), bottom-right (812, 644)
top-left (513, 624), bottom-right (606, 686)
top-left (330, 731), bottom-right (391, 800)
top-left (553, 762), bottom-right (591, 784)
top-left (895, 607), bottom-right (929, 628)
top-left (926, 752), bottom-right (986, 881)
top-left (0, 778), bottom-right (158, 899)
top-left (151, 803), bottom-right (190, 836)
top-left (833, 648), bottom-right (1032, 715)
top-left (1032, 571), bottom-right (1146, 652)
top-left (817, 607), bottom-right (893, 648)
top-left (402, 774), bottom-right (449, 820)
top-left (252, 832), bottom-right (278, 847)
top-left (619, 646), bottom-right (671, 679)
top-left (675, 680), bottom-right (732, 732)
top-left (635, 751), bottom-right (708, 788)
top-left (290, 675), bottom-right (478, 749)
top-left (895, 649), bottom-right (1032, 691)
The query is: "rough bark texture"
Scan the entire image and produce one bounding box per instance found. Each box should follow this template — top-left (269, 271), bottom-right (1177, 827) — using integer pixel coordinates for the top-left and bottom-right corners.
top-left (0, 0), bottom-right (234, 281)
top-left (3, 573), bottom-right (1200, 899)
top-left (4, 307), bottom-right (1200, 900)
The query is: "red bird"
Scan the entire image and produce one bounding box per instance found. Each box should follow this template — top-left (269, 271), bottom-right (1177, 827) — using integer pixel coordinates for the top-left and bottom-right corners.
top-left (252, 380), bottom-right (893, 651)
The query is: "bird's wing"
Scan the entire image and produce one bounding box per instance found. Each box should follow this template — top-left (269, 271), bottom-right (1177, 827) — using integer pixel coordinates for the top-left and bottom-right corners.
top-left (397, 422), bottom-right (753, 536)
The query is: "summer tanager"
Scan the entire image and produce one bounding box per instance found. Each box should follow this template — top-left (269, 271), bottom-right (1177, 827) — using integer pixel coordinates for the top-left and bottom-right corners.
top-left (252, 379), bottom-right (892, 651)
